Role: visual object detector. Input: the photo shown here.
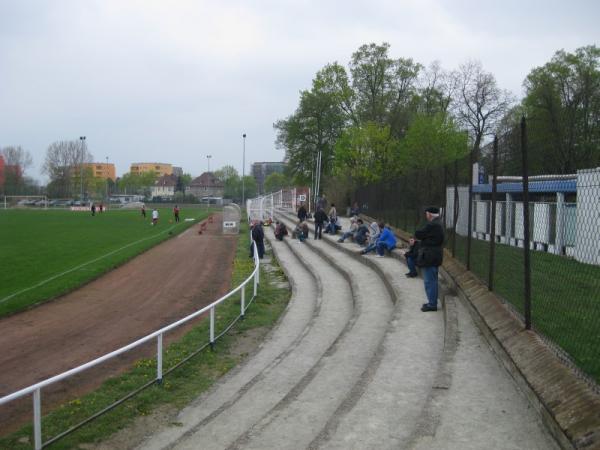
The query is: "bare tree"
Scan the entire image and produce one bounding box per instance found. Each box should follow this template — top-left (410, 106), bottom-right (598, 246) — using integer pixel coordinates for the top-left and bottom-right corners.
top-left (419, 61), bottom-right (459, 115)
top-left (44, 140), bottom-right (93, 198)
top-left (453, 60), bottom-right (514, 156)
top-left (1, 145), bottom-right (33, 170)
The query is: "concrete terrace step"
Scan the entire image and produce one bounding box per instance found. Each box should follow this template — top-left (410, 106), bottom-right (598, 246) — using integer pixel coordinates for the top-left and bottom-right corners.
top-left (230, 219), bottom-right (395, 449)
top-left (136, 211), bottom-right (559, 450)
top-left (138, 223), bottom-right (374, 449)
top-left (275, 213), bottom-right (446, 448)
top-left (278, 210), bottom-right (559, 449)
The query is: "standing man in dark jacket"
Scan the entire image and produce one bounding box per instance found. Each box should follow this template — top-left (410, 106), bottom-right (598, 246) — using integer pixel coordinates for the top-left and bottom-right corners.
top-left (297, 203), bottom-right (308, 222)
top-left (413, 207), bottom-right (444, 312)
top-left (314, 208), bottom-right (328, 240)
top-left (250, 221), bottom-right (265, 259)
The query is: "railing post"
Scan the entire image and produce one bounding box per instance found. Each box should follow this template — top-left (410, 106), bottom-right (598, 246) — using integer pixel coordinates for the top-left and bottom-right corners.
top-left (488, 136), bottom-right (499, 291)
top-left (157, 333), bottom-right (163, 383)
top-left (452, 159), bottom-right (459, 257)
top-left (33, 388), bottom-right (42, 450)
top-left (521, 116), bottom-right (532, 330)
top-left (254, 270), bottom-right (258, 296)
top-left (241, 284), bottom-right (246, 318)
top-left (209, 306), bottom-right (215, 349)
top-left (466, 150), bottom-right (475, 270)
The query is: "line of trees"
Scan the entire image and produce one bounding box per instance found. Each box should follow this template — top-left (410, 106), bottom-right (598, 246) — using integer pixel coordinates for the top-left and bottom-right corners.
top-left (275, 42), bottom-right (600, 193)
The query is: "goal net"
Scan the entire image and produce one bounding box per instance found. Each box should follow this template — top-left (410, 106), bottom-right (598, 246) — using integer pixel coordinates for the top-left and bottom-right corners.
top-left (3, 195), bottom-right (48, 209)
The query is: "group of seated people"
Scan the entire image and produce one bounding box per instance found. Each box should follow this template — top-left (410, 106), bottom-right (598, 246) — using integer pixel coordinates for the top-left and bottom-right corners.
top-left (275, 202), bottom-right (397, 258)
top-left (337, 217), bottom-right (397, 257)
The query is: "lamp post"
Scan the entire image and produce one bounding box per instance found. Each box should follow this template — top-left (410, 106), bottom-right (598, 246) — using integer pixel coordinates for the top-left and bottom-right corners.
top-left (207, 154), bottom-right (212, 173)
top-left (79, 136), bottom-right (86, 201)
top-left (105, 156), bottom-right (109, 200)
top-left (242, 133), bottom-right (246, 207)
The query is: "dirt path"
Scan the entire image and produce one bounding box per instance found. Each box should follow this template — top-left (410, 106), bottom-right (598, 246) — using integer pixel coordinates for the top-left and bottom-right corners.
top-left (0, 213), bottom-right (238, 434)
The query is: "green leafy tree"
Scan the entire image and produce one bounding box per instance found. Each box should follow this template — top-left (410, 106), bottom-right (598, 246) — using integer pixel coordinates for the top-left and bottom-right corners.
top-left (400, 114), bottom-right (468, 170)
top-left (241, 175), bottom-right (257, 200)
top-left (334, 122), bottom-right (401, 183)
top-left (214, 165), bottom-right (238, 182)
top-left (264, 172), bottom-right (289, 193)
top-left (213, 166), bottom-right (241, 200)
top-left (523, 45), bottom-right (600, 173)
top-left (274, 68), bottom-right (346, 186)
top-left (349, 42), bottom-right (422, 134)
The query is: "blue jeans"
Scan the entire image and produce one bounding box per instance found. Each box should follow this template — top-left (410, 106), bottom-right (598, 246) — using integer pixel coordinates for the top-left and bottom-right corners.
top-left (363, 242), bottom-right (376, 254)
top-left (339, 231), bottom-right (353, 242)
top-left (422, 266), bottom-right (439, 307)
top-left (376, 242), bottom-right (395, 256)
top-left (406, 255), bottom-right (417, 274)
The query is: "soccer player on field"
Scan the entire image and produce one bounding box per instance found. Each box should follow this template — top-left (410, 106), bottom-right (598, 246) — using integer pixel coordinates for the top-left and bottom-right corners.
top-left (152, 208), bottom-right (159, 225)
top-left (173, 205), bottom-right (180, 223)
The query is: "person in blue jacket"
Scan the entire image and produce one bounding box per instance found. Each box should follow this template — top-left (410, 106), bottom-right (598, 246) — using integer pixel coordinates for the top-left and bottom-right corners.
top-left (376, 222), bottom-right (397, 257)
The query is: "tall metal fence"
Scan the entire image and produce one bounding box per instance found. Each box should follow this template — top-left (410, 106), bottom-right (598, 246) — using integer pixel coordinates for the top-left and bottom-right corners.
top-left (354, 118), bottom-right (600, 387)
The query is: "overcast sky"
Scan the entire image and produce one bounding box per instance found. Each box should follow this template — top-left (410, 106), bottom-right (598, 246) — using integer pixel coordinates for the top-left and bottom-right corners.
top-left (1, 0), bottom-right (598, 182)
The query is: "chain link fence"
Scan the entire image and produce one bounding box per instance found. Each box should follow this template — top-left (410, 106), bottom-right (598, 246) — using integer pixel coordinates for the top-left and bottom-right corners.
top-left (354, 117), bottom-right (600, 386)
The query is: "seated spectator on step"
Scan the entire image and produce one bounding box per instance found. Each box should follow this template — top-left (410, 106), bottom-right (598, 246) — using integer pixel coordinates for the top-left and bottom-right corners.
top-left (293, 220), bottom-right (309, 242)
top-left (361, 222), bottom-right (381, 254)
top-left (350, 201), bottom-right (360, 217)
top-left (338, 216), bottom-right (358, 243)
top-left (326, 215), bottom-right (342, 235)
top-left (375, 222), bottom-right (397, 257)
top-left (354, 219), bottom-right (369, 246)
top-left (274, 221), bottom-right (288, 241)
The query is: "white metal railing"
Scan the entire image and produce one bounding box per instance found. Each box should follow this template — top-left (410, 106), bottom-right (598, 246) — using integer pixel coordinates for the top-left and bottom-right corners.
top-left (0, 241), bottom-right (260, 450)
top-left (247, 189), bottom-right (298, 223)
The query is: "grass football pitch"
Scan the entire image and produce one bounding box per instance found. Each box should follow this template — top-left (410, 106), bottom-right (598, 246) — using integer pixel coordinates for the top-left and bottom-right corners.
top-left (0, 207), bottom-right (209, 317)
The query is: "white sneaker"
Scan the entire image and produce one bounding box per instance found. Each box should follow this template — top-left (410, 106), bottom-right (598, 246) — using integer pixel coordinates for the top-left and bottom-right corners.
top-left (375, 254), bottom-right (384, 258)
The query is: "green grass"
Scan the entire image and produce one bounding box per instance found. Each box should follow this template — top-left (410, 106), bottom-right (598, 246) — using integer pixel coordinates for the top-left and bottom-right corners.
top-left (0, 208), bottom-right (208, 317)
top-left (447, 233), bottom-right (600, 383)
top-left (0, 221), bottom-right (290, 449)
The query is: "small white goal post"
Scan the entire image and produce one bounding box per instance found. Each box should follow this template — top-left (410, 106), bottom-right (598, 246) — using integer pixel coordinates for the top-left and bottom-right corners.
top-left (3, 195), bottom-right (48, 209)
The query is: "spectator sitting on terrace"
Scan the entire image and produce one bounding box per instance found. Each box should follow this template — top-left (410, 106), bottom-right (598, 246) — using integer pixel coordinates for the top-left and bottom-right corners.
top-left (337, 216), bottom-right (358, 243)
top-left (274, 221), bottom-right (288, 241)
top-left (350, 201), bottom-right (360, 216)
top-left (354, 219), bottom-right (369, 246)
top-left (325, 215), bottom-right (342, 235)
top-left (324, 203), bottom-right (337, 234)
top-left (360, 222), bottom-right (381, 254)
top-left (293, 220), bottom-right (309, 242)
top-left (375, 222), bottom-right (397, 257)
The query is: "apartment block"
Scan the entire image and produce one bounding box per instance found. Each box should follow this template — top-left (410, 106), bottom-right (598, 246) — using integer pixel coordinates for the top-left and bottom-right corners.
top-left (82, 163), bottom-right (116, 181)
top-left (130, 162), bottom-right (173, 177)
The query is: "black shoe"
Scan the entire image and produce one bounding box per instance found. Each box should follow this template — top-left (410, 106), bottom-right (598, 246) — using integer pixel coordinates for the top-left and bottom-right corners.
top-left (405, 272), bottom-right (418, 278)
top-left (421, 304), bottom-right (437, 312)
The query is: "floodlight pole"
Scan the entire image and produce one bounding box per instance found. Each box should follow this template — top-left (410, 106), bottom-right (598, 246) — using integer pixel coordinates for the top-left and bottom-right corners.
top-left (242, 133), bottom-right (246, 207)
top-left (79, 136), bottom-right (86, 201)
top-left (207, 154), bottom-right (212, 173)
top-left (106, 156), bottom-right (109, 200)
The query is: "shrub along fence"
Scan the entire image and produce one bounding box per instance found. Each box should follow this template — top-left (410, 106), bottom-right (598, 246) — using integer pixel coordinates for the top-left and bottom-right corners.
top-left (354, 117), bottom-right (600, 386)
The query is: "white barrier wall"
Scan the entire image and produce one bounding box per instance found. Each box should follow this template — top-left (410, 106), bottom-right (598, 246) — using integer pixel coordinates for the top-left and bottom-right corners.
top-left (574, 168), bottom-right (600, 265)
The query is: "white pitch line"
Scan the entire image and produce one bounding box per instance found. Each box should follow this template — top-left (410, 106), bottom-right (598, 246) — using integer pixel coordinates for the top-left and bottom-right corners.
top-left (0, 223), bottom-right (181, 305)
